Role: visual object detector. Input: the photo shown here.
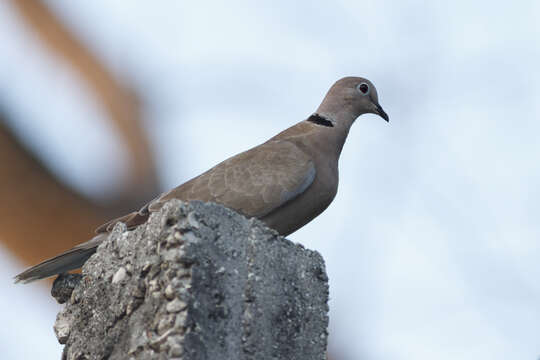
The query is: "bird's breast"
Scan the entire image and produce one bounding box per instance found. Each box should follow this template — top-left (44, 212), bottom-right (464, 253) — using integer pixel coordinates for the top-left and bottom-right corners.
top-left (261, 163), bottom-right (338, 236)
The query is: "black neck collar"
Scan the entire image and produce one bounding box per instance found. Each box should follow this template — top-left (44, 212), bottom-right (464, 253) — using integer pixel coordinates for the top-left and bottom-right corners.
top-left (306, 113), bottom-right (334, 127)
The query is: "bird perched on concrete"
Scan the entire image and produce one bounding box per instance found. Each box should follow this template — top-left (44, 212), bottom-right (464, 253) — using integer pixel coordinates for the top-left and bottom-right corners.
top-left (14, 76), bottom-right (388, 283)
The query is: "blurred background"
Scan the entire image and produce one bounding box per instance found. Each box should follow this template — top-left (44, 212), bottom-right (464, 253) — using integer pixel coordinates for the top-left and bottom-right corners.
top-left (2, 1), bottom-right (539, 359)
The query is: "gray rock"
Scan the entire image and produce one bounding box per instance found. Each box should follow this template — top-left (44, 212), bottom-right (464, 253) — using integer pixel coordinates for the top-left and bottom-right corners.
top-left (55, 200), bottom-right (329, 360)
top-left (51, 273), bottom-right (82, 304)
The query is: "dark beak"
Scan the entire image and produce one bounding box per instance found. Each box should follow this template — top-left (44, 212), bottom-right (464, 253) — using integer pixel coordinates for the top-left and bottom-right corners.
top-left (374, 103), bottom-right (389, 122)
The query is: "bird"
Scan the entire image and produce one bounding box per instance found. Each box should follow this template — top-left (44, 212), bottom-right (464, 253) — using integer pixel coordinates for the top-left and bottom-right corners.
top-left (14, 76), bottom-right (388, 283)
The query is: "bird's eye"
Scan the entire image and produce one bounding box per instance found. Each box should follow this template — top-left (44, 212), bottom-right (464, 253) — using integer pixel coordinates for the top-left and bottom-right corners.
top-left (356, 82), bottom-right (370, 95)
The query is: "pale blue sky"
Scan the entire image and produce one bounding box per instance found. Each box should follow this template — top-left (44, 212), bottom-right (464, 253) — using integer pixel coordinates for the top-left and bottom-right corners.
top-left (2, 1), bottom-right (539, 359)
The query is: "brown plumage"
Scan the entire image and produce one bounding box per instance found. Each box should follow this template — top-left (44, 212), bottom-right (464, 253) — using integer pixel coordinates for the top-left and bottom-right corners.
top-left (14, 76), bottom-right (388, 283)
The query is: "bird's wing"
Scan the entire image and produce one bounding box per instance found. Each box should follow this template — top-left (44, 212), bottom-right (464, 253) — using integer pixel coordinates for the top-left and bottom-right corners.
top-left (96, 140), bottom-right (315, 233)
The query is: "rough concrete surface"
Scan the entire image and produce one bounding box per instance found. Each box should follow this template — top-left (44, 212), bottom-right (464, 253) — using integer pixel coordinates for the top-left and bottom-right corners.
top-left (54, 200), bottom-right (329, 360)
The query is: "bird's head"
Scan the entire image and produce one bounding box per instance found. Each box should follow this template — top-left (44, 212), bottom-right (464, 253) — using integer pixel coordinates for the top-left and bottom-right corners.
top-left (316, 76), bottom-right (389, 124)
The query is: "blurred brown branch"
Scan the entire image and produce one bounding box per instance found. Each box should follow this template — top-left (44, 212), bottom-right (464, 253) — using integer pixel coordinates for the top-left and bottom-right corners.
top-left (3, 0), bottom-right (161, 273)
top-left (12, 0), bottom-right (159, 200)
top-left (0, 119), bottom-right (106, 269)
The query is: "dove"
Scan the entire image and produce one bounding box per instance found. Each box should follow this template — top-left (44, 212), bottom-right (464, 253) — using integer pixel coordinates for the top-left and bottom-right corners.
top-left (14, 76), bottom-right (388, 283)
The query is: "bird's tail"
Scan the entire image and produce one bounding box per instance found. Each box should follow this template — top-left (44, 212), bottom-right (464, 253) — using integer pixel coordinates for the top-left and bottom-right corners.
top-left (13, 233), bottom-right (107, 284)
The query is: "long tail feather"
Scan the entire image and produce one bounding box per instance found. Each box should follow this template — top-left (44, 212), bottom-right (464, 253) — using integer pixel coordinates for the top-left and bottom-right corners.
top-left (14, 234), bottom-right (107, 284)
